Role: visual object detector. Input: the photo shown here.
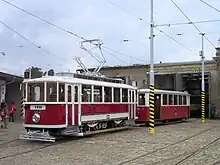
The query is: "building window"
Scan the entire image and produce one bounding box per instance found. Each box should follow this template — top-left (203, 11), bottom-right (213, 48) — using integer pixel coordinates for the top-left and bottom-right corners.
top-left (163, 94), bottom-right (168, 105)
top-left (47, 83), bottom-right (57, 102)
top-left (122, 89), bottom-right (128, 102)
top-left (104, 87), bottom-right (112, 102)
top-left (94, 86), bottom-right (102, 102)
top-left (114, 88), bottom-right (120, 102)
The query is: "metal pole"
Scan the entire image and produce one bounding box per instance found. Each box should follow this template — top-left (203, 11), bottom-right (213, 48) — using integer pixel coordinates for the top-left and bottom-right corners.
top-left (200, 33), bottom-right (205, 124)
top-left (149, 0), bottom-right (155, 135)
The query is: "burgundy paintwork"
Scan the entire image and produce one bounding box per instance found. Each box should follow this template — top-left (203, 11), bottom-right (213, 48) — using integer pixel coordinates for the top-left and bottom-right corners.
top-left (81, 104), bottom-right (129, 115)
top-left (25, 104), bottom-right (66, 125)
top-left (25, 103), bottom-right (133, 126)
top-left (136, 105), bottom-right (190, 122)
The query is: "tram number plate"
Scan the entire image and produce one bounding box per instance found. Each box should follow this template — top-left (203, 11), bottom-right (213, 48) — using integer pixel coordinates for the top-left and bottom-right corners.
top-left (30, 105), bottom-right (46, 111)
top-left (106, 114), bottom-right (110, 120)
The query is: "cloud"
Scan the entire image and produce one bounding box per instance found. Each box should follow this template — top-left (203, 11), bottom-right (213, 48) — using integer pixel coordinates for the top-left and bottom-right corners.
top-left (0, 0), bottom-right (219, 76)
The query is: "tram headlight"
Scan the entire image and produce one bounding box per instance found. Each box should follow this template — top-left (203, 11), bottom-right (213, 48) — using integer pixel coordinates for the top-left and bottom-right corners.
top-left (32, 113), bottom-right (40, 123)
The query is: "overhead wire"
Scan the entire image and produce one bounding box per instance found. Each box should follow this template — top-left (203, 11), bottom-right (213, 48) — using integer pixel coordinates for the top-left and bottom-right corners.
top-left (199, 0), bottom-right (220, 13)
top-left (0, 20), bottom-right (67, 63)
top-left (0, 0), bottom-right (140, 65)
top-left (155, 19), bottom-right (220, 27)
top-left (170, 0), bottom-right (216, 48)
top-left (107, 0), bottom-right (193, 53)
top-left (102, 48), bottom-right (130, 65)
top-left (103, 46), bottom-right (148, 63)
top-left (154, 27), bottom-right (193, 52)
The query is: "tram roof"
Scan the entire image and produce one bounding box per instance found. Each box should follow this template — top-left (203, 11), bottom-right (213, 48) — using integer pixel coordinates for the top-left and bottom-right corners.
top-left (23, 76), bottom-right (137, 89)
top-left (138, 88), bottom-right (190, 95)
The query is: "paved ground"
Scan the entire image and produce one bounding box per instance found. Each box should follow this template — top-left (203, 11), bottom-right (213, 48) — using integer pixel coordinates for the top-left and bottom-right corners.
top-left (0, 119), bottom-right (220, 165)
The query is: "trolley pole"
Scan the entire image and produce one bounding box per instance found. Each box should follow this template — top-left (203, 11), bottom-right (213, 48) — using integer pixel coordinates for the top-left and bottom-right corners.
top-left (149, 0), bottom-right (155, 135)
top-left (200, 33), bottom-right (205, 124)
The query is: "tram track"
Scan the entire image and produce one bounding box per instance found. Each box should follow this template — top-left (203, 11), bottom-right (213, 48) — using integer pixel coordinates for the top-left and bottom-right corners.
top-left (117, 126), bottom-right (217, 165)
top-left (0, 137), bottom-right (76, 160)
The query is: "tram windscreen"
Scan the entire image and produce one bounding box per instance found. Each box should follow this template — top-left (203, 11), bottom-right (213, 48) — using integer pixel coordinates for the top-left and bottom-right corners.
top-left (27, 83), bottom-right (44, 102)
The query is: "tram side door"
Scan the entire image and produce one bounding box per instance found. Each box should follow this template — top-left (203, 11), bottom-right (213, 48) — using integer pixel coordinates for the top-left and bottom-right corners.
top-left (154, 94), bottom-right (161, 119)
top-left (72, 85), bottom-right (80, 126)
top-left (65, 84), bottom-right (80, 126)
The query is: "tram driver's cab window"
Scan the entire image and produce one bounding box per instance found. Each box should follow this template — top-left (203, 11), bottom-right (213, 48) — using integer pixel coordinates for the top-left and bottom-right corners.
top-left (27, 83), bottom-right (44, 102)
top-left (47, 83), bottom-right (57, 102)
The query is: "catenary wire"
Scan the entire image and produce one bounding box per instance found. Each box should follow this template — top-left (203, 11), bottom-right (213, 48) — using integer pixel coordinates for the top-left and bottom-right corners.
top-left (199, 0), bottom-right (220, 13)
top-left (155, 19), bottom-right (220, 27)
top-left (107, 0), bottom-right (193, 52)
top-left (0, 20), bottom-right (67, 63)
top-left (0, 0), bottom-right (141, 64)
top-left (103, 46), bottom-right (145, 62)
top-left (102, 48), bottom-right (130, 65)
top-left (170, 0), bottom-right (216, 48)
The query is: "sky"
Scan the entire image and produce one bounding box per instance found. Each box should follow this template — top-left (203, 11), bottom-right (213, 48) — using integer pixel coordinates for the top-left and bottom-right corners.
top-left (0, 0), bottom-right (220, 76)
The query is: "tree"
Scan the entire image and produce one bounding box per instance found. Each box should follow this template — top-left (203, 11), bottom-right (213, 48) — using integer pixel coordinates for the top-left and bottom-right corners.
top-left (27, 67), bottom-right (43, 79)
top-left (48, 69), bottom-right (55, 76)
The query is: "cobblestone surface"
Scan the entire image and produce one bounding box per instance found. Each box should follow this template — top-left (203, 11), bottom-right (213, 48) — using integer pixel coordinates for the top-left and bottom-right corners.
top-left (0, 119), bottom-right (220, 165)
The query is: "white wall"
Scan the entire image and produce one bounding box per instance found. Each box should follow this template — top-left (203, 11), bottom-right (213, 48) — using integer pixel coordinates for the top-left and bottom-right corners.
top-left (0, 80), bottom-right (6, 102)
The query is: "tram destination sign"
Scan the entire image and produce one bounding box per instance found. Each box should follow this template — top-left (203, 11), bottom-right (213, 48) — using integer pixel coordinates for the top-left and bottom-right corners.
top-left (30, 105), bottom-right (46, 111)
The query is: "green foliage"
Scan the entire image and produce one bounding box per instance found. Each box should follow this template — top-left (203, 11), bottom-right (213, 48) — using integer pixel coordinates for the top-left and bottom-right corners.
top-left (25, 67), bottom-right (55, 78)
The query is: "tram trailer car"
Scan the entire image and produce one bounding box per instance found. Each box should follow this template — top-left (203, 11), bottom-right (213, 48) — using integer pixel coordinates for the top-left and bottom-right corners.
top-left (136, 89), bottom-right (190, 124)
top-left (19, 74), bottom-right (138, 142)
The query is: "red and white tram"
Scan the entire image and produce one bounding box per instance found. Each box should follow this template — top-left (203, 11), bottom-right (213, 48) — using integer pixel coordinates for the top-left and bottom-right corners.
top-left (136, 89), bottom-right (190, 124)
top-left (20, 73), bottom-right (137, 142)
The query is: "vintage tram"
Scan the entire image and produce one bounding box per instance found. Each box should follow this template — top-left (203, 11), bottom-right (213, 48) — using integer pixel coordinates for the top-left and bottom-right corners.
top-left (19, 73), bottom-right (137, 142)
top-left (136, 89), bottom-right (190, 124)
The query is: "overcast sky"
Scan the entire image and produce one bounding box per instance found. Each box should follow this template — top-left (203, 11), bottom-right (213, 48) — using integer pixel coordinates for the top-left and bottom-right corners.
top-left (0, 0), bottom-right (220, 76)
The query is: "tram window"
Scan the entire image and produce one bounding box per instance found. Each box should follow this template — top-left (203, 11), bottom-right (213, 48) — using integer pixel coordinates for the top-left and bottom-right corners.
top-left (132, 91), bottom-right (135, 102)
top-left (22, 83), bottom-right (27, 99)
top-left (129, 90), bottom-right (132, 102)
top-left (59, 83), bottom-right (65, 102)
top-left (94, 86), bottom-right (102, 102)
top-left (183, 96), bottom-right (187, 105)
top-left (104, 87), bottom-right (112, 102)
top-left (68, 85), bottom-right (72, 102)
top-left (122, 89), bottom-right (128, 102)
top-left (138, 94), bottom-right (145, 105)
top-left (114, 88), bottom-right (120, 102)
top-left (47, 83), bottom-right (57, 102)
top-left (174, 95), bottom-right (177, 105)
top-left (75, 86), bottom-right (78, 102)
top-left (168, 95), bottom-right (173, 105)
top-left (82, 85), bottom-right (92, 102)
top-left (179, 95), bottom-right (182, 105)
top-left (163, 94), bottom-right (168, 105)
top-left (27, 83), bottom-right (44, 102)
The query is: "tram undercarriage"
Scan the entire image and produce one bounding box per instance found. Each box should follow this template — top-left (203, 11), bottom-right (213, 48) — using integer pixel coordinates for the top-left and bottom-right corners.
top-left (19, 119), bottom-right (134, 142)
